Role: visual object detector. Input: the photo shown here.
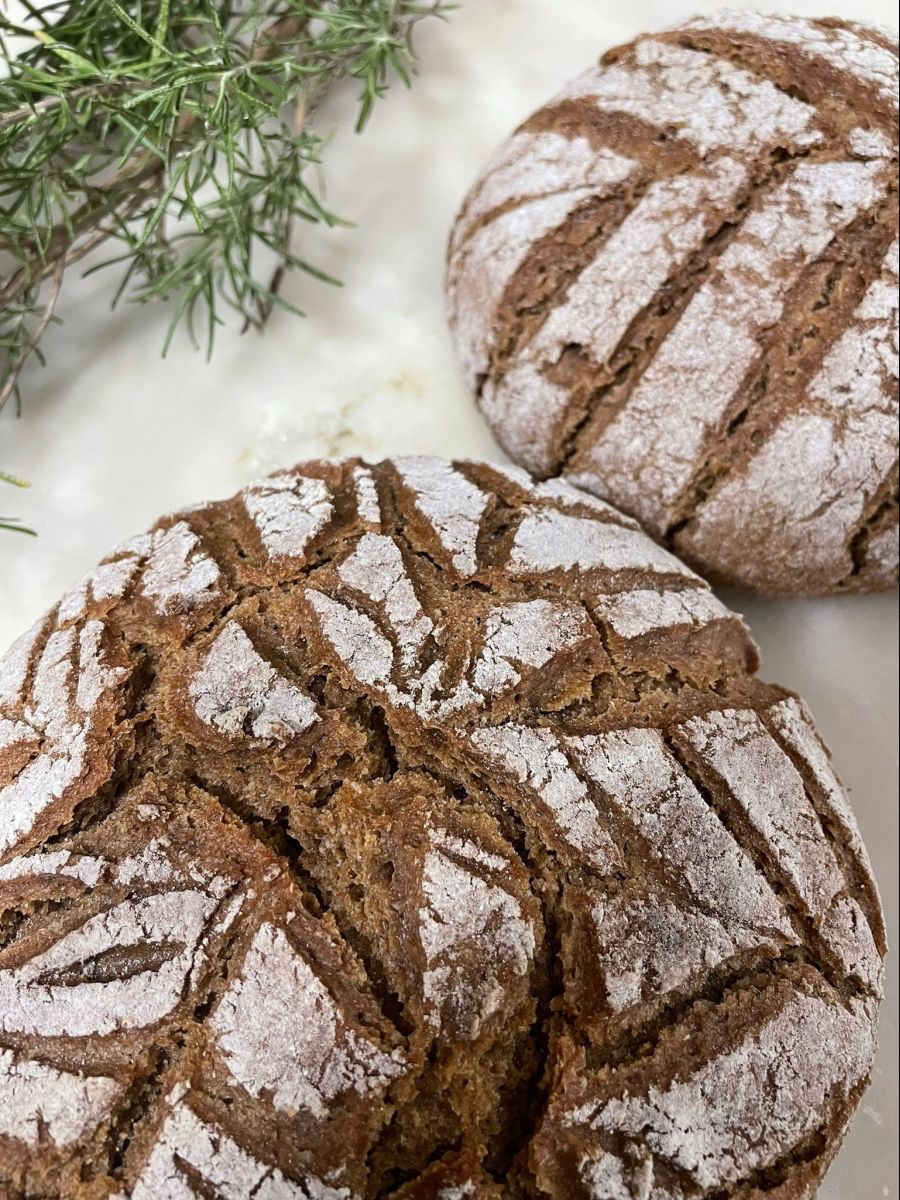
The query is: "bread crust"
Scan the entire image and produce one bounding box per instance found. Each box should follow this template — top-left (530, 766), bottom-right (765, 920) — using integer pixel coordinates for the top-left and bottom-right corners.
top-left (0, 458), bottom-right (884, 1197)
top-left (445, 15), bottom-right (899, 595)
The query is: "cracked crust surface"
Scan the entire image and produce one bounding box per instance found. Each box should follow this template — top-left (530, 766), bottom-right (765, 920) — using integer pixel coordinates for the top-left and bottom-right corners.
top-left (445, 14), bottom-right (899, 596)
top-left (0, 456), bottom-right (884, 1198)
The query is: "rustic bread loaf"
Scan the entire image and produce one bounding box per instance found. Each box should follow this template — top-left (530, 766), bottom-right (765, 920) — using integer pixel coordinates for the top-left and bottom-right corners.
top-left (0, 457), bottom-right (884, 1198)
top-left (446, 13), bottom-right (899, 595)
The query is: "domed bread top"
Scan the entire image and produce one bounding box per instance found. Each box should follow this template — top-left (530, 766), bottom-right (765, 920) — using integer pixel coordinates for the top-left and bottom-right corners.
top-left (0, 457), bottom-right (884, 1198)
top-left (446, 14), bottom-right (899, 595)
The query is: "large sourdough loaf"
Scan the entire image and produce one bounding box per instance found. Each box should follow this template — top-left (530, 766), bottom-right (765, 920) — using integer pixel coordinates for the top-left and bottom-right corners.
top-left (0, 457), bottom-right (884, 1197)
top-left (446, 13), bottom-right (899, 595)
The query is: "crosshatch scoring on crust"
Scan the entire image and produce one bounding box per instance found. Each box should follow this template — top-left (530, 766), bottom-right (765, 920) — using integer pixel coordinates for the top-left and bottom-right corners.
top-left (0, 455), bottom-right (886, 1198)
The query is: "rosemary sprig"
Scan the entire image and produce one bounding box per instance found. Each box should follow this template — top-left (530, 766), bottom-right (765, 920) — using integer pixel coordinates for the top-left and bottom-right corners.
top-left (0, 470), bottom-right (36, 535)
top-left (0, 0), bottom-right (448, 415)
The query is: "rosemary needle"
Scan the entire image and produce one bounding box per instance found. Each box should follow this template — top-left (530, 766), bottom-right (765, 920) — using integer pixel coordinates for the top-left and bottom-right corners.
top-left (0, 0), bottom-right (449, 416)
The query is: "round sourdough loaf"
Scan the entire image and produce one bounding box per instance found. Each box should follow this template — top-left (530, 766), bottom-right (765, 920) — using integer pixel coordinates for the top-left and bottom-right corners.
top-left (0, 457), bottom-right (884, 1198)
top-left (446, 13), bottom-right (899, 595)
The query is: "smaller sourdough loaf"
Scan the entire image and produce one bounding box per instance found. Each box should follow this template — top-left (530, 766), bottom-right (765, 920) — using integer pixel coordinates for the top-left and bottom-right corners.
top-left (0, 457), bottom-right (885, 1198)
top-left (446, 13), bottom-right (899, 595)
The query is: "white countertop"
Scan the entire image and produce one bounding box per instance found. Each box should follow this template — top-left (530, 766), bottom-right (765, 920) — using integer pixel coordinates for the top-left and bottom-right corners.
top-left (1, 2), bottom-right (897, 1194)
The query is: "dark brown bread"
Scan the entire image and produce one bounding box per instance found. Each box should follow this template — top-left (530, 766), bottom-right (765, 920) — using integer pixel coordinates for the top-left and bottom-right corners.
top-left (445, 14), bottom-right (899, 595)
top-left (0, 457), bottom-right (884, 1198)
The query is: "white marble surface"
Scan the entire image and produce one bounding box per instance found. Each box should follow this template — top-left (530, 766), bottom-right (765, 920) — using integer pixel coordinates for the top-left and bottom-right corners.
top-left (0, 2), bottom-right (897, 1195)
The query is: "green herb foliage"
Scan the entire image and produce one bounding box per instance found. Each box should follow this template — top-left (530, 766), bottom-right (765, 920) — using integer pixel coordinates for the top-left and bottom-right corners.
top-left (0, 0), bottom-right (447, 431)
top-left (0, 470), bottom-right (35, 534)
